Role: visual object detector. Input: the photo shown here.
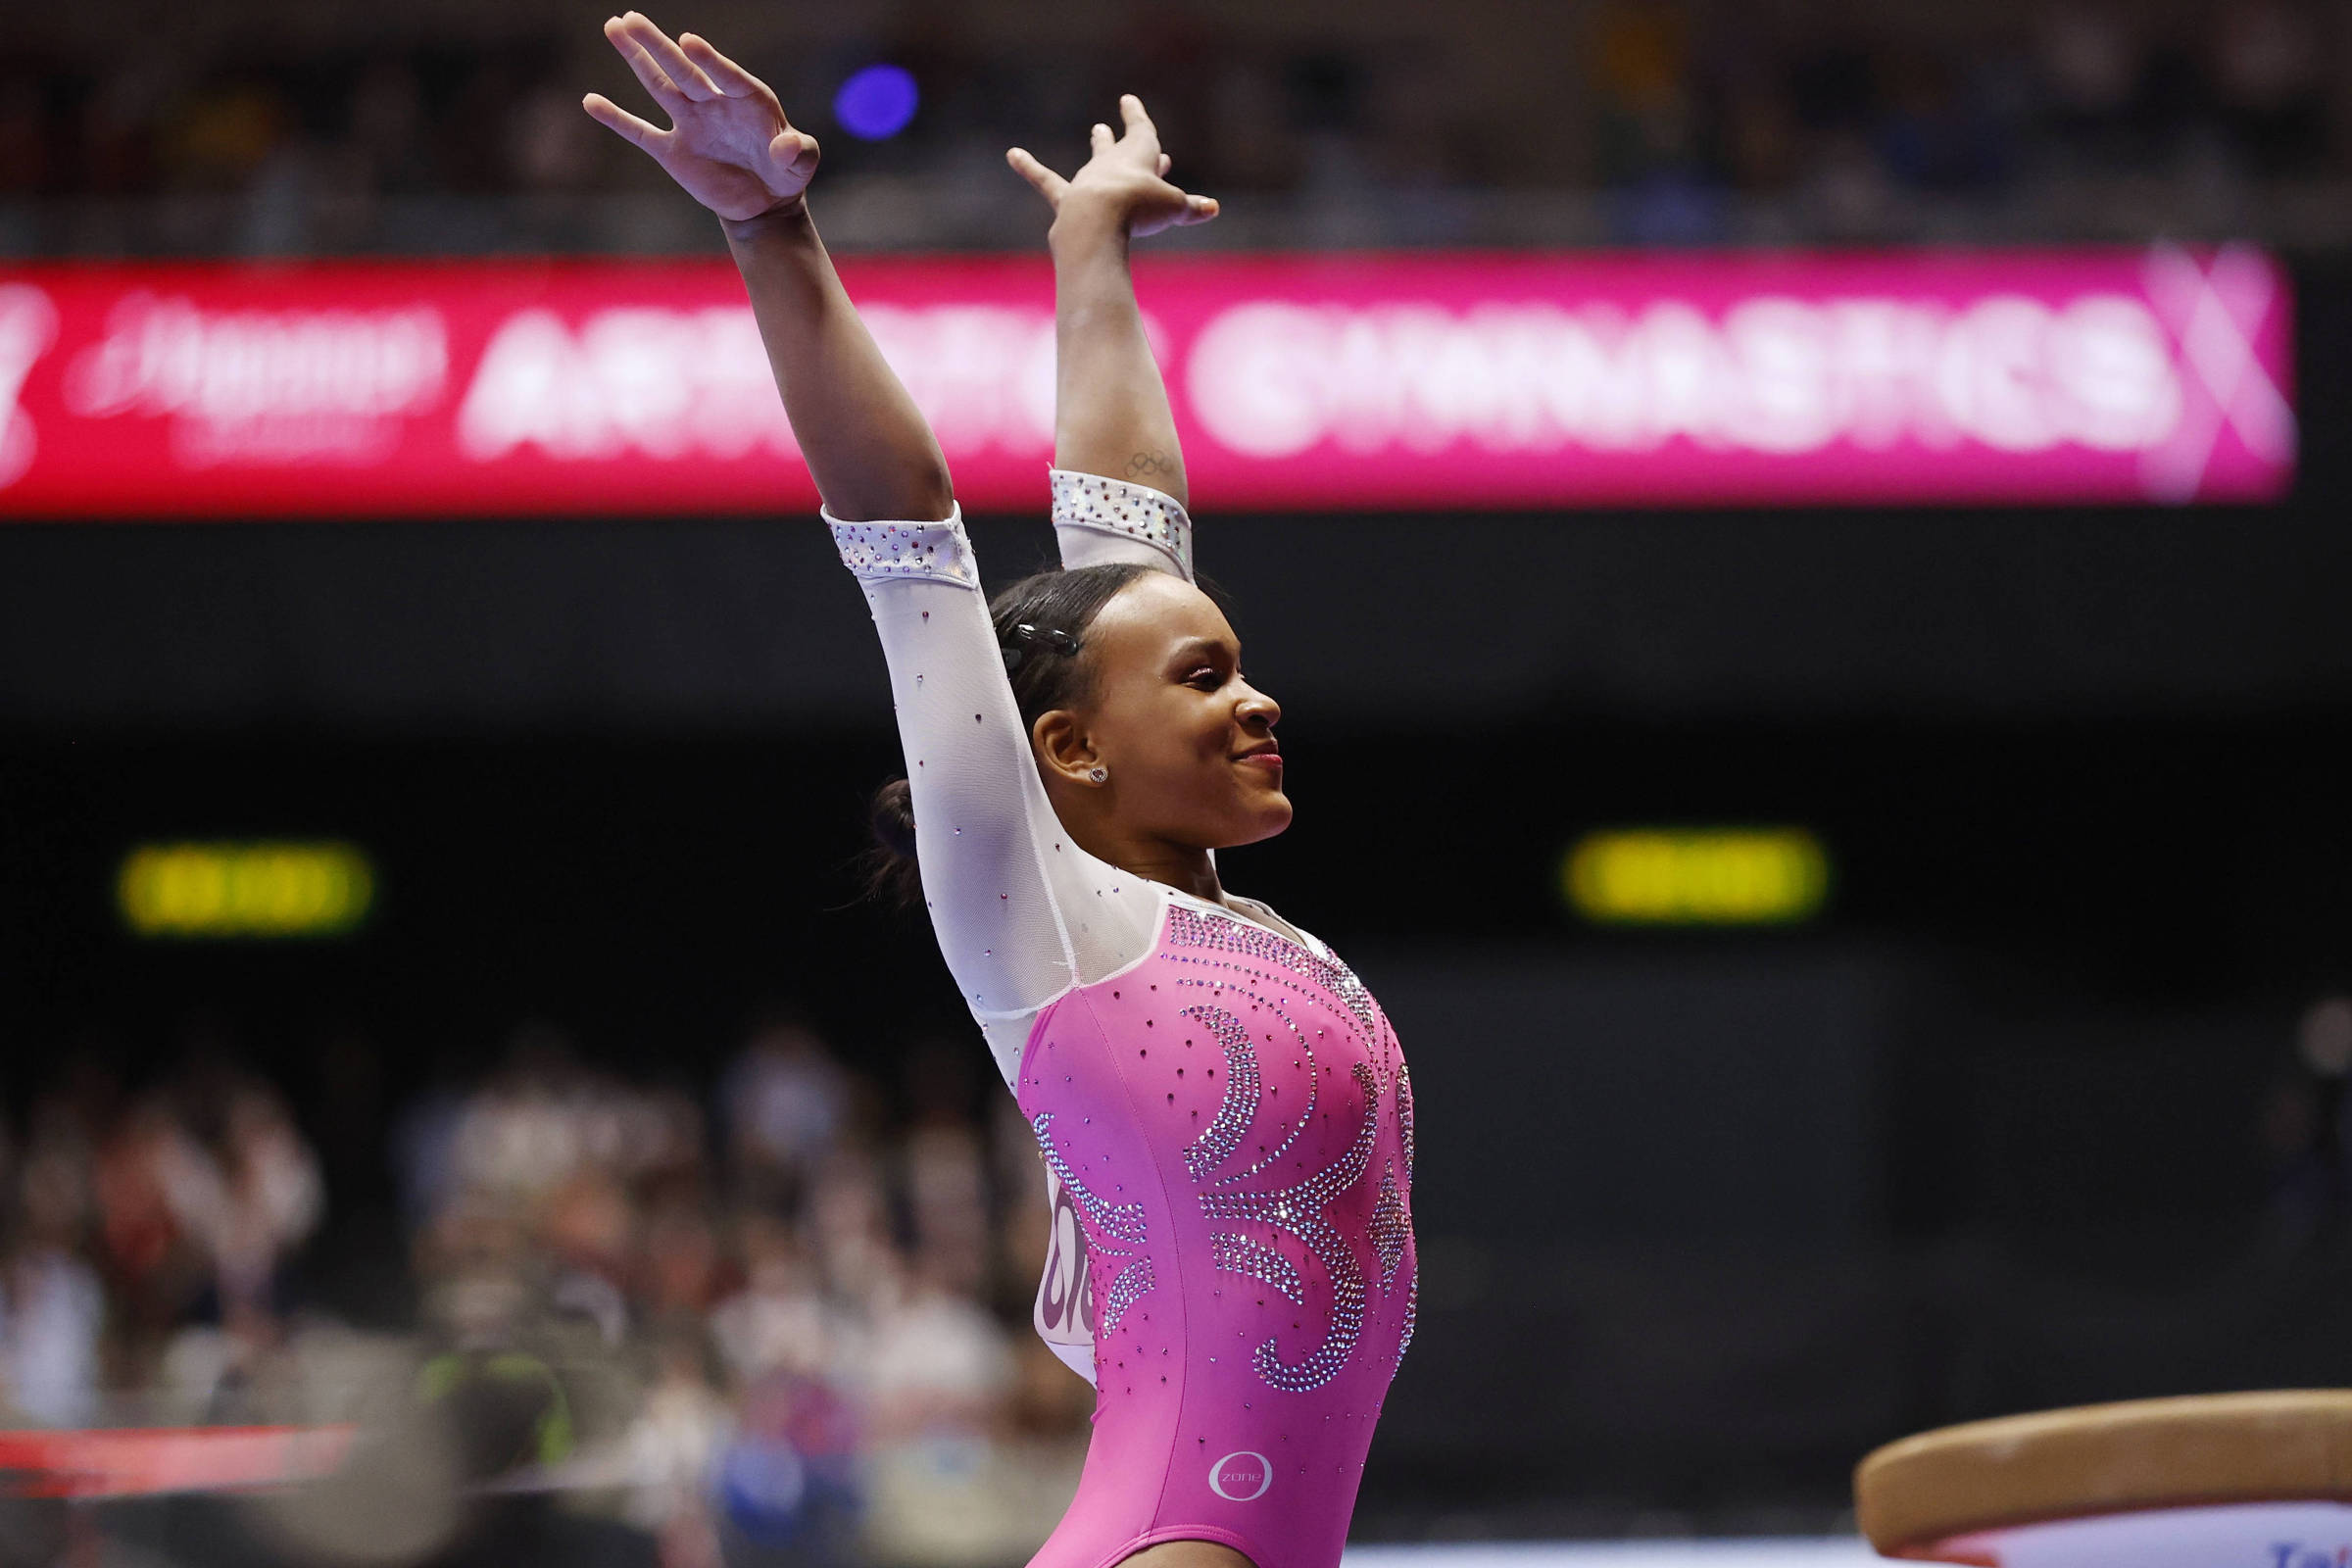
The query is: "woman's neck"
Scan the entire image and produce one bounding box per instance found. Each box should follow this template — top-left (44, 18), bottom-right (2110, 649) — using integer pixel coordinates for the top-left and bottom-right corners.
top-left (1089, 834), bottom-right (1223, 906)
top-left (1049, 789), bottom-right (1228, 906)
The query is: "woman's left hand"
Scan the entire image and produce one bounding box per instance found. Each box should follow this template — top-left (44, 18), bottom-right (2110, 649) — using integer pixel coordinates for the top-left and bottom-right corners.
top-left (1007, 95), bottom-right (1219, 239)
top-left (582, 13), bottom-right (820, 223)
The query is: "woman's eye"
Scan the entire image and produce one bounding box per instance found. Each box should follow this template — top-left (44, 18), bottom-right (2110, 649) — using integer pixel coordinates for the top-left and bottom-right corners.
top-left (1186, 667), bottom-right (1221, 688)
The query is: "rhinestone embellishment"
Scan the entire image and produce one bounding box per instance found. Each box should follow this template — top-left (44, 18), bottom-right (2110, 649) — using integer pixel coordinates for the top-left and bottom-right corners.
top-left (1161, 900), bottom-right (1416, 1389)
top-left (1100, 1250), bottom-right (1157, 1332)
top-left (1031, 1109), bottom-right (1153, 1334)
top-left (1210, 1232), bottom-right (1305, 1305)
top-left (1397, 1264), bottom-right (1418, 1362)
top-left (1199, 1061), bottom-right (1382, 1393)
top-left (1049, 469), bottom-right (1196, 581)
top-left (1193, 993), bottom-right (1320, 1189)
top-left (1369, 1158), bottom-right (1407, 1288)
top-left (1181, 1004), bottom-right (1260, 1182)
top-left (1397, 1060), bottom-right (1416, 1184)
top-left (827, 514), bottom-right (978, 585)
top-left (1166, 905), bottom-right (1382, 1050)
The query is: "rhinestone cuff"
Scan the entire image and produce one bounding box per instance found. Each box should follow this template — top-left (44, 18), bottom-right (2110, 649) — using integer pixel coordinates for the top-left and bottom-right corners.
top-left (825, 506), bottom-right (977, 586)
top-left (1049, 469), bottom-right (1195, 582)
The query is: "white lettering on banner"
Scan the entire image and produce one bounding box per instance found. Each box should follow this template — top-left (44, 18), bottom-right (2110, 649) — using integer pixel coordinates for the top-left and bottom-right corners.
top-left (858, 305), bottom-right (1056, 453)
top-left (1185, 295), bottom-right (2182, 462)
top-left (64, 293), bottom-right (446, 466)
top-left (459, 304), bottom-right (1057, 467)
top-left (459, 307), bottom-right (797, 463)
top-left (0, 283), bottom-right (59, 489)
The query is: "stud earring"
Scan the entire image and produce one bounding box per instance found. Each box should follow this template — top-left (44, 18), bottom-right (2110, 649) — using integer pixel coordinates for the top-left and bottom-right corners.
top-left (1088, 765), bottom-right (1108, 783)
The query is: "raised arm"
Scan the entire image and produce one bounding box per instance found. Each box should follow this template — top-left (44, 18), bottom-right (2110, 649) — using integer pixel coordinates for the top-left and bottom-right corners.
top-left (588, 18), bottom-right (1165, 1082)
top-left (1009, 96), bottom-right (1217, 513)
top-left (585, 13), bottom-right (950, 522)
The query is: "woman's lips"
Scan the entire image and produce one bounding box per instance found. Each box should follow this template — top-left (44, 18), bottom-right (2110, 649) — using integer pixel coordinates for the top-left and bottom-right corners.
top-left (1234, 753), bottom-right (1283, 769)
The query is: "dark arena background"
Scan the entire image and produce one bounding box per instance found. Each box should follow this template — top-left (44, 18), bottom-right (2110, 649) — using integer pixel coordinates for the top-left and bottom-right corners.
top-left (3, 0), bottom-right (2351, 1564)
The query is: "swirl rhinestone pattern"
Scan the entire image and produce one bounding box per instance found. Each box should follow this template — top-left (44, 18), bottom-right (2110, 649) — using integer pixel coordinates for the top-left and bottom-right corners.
top-left (1200, 995), bottom-right (1318, 1190)
top-left (1049, 470), bottom-right (1196, 580)
top-left (1397, 1061), bottom-right (1416, 1183)
top-left (1099, 1251), bottom-right (1157, 1333)
top-left (1031, 1110), bottom-right (1147, 1245)
top-left (1369, 1159), bottom-right (1408, 1288)
top-left (1165, 906), bottom-right (1383, 1050)
top-left (1032, 1109), bottom-right (1155, 1336)
top-left (827, 516), bottom-right (978, 585)
top-left (1007, 890), bottom-right (1417, 1568)
top-left (1180, 1004), bottom-right (1260, 1182)
top-left (1154, 902), bottom-right (1416, 1393)
top-left (1199, 1061), bottom-right (1382, 1392)
top-left (1210, 1232), bottom-right (1305, 1304)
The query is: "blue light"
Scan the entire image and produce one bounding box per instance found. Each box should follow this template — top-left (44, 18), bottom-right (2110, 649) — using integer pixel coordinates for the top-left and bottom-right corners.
top-left (833, 64), bottom-right (918, 140)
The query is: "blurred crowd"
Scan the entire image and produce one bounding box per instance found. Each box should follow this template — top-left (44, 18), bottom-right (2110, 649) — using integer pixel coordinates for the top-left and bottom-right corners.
top-left (0, 1018), bottom-right (1094, 1568)
top-left (2260, 996), bottom-right (2352, 1249)
top-left (0, 0), bottom-right (2345, 252)
top-left (1581, 0), bottom-right (2338, 243)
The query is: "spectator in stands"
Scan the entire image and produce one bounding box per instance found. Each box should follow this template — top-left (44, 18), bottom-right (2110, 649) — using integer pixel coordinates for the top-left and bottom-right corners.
top-left (722, 1019), bottom-right (850, 1212)
top-left (0, 1097), bottom-right (104, 1428)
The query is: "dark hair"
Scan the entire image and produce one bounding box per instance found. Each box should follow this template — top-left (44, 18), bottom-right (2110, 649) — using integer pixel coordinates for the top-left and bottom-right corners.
top-left (864, 563), bottom-right (1152, 907)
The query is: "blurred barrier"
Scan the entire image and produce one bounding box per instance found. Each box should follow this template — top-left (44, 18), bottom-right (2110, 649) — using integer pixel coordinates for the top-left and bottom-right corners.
top-left (0, 1426), bottom-right (355, 1499)
top-left (0, 247), bottom-right (2292, 518)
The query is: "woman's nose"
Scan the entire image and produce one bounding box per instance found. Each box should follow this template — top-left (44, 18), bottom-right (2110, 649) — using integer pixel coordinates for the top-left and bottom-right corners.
top-left (1238, 684), bottom-right (1280, 727)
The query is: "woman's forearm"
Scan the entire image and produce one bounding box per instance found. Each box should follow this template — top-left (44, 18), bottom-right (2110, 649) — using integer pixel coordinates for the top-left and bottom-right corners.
top-left (724, 202), bottom-right (955, 523)
top-left (1048, 202), bottom-right (1188, 509)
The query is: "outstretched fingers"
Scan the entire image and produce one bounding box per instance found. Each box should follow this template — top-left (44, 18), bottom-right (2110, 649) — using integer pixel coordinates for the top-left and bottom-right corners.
top-left (582, 91), bottom-right (665, 151)
top-left (1006, 147), bottom-right (1067, 206)
top-left (677, 31), bottom-right (761, 99)
top-left (604, 23), bottom-right (684, 106)
top-left (609, 12), bottom-right (722, 103)
top-left (1116, 95), bottom-right (1210, 223)
top-left (1118, 93), bottom-right (1160, 154)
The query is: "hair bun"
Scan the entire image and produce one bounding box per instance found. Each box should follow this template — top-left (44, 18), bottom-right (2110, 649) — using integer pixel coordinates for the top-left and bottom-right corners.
top-left (869, 777), bottom-right (917, 859)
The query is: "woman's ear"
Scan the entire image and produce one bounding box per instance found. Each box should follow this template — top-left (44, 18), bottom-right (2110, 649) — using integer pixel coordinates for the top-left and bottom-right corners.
top-left (1031, 709), bottom-right (1102, 784)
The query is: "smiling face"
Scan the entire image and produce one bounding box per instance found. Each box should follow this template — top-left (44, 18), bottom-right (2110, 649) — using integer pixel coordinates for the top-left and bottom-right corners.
top-left (1042, 571), bottom-right (1290, 852)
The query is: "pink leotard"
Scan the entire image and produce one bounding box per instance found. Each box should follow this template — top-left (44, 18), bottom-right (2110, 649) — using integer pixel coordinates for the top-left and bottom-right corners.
top-left (830, 473), bottom-right (1417, 1568)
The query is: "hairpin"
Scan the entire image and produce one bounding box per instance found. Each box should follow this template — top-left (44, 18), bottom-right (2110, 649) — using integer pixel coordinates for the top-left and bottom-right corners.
top-left (1001, 622), bottom-right (1081, 672)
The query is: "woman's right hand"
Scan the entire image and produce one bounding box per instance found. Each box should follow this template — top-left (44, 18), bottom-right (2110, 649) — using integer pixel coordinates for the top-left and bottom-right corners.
top-left (582, 13), bottom-right (819, 223)
top-left (1008, 95), bottom-right (1219, 240)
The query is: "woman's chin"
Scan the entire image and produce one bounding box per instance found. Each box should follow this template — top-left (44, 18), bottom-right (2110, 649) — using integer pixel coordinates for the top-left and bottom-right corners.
top-left (1228, 797), bottom-right (1294, 846)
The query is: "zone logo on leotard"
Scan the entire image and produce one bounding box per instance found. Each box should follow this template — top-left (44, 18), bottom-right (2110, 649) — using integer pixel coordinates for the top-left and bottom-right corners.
top-left (1207, 1450), bottom-right (1272, 1502)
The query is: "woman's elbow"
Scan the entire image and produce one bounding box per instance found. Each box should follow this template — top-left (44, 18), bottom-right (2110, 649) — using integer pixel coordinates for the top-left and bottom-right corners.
top-left (823, 465), bottom-right (956, 524)
top-left (883, 461), bottom-right (956, 523)
top-left (909, 466), bottom-right (956, 521)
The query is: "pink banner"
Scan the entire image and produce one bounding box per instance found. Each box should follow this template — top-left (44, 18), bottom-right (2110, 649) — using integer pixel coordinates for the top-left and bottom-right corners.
top-left (0, 248), bottom-right (2293, 518)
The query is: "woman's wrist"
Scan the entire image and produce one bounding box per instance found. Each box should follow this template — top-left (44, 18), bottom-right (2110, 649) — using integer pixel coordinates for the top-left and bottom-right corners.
top-left (720, 195), bottom-right (815, 249)
top-left (1048, 195), bottom-right (1133, 257)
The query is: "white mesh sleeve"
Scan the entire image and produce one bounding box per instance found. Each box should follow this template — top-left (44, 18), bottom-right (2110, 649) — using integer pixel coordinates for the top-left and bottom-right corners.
top-left (829, 506), bottom-right (1164, 1084)
top-left (1049, 469), bottom-right (1195, 581)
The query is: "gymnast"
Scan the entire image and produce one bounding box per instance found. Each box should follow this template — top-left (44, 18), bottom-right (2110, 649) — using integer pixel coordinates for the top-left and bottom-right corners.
top-left (585, 20), bottom-right (1417, 1568)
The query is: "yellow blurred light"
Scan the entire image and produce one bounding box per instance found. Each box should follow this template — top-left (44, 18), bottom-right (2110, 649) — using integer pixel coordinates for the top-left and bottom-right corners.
top-left (1564, 827), bottom-right (1829, 926)
top-left (118, 842), bottom-right (374, 939)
